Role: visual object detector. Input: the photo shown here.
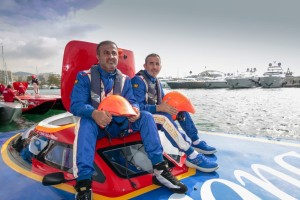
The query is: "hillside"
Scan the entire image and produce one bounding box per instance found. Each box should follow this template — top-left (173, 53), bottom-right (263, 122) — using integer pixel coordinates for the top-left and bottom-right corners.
top-left (13, 71), bottom-right (33, 76)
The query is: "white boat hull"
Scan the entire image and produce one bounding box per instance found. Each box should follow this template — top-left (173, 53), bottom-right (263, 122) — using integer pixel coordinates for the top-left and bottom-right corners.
top-left (203, 80), bottom-right (229, 88)
top-left (160, 81), bottom-right (169, 88)
top-left (0, 102), bottom-right (22, 125)
top-left (167, 81), bottom-right (206, 89)
top-left (167, 80), bottom-right (229, 89)
top-left (260, 76), bottom-right (285, 88)
top-left (226, 78), bottom-right (259, 88)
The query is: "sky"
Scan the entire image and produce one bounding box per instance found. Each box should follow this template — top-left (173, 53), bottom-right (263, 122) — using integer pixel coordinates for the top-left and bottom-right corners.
top-left (0, 0), bottom-right (299, 77)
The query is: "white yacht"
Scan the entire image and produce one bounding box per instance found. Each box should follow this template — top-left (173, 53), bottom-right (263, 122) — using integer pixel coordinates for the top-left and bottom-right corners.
top-left (166, 70), bottom-right (229, 89)
top-left (158, 78), bottom-right (170, 88)
top-left (226, 68), bottom-right (260, 89)
top-left (260, 62), bottom-right (285, 88)
top-left (197, 70), bottom-right (229, 88)
top-left (166, 77), bottom-right (201, 89)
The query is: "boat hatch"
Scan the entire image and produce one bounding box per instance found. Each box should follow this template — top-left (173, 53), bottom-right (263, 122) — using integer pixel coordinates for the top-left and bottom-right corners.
top-left (98, 142), bottom-right (153, 178)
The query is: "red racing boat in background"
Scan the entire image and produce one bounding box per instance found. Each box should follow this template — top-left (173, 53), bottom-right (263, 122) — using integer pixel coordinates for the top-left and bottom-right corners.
top-left (18, 94), bottom-right (58, 114)
top-left (12, 82), bottom-right (63, 114)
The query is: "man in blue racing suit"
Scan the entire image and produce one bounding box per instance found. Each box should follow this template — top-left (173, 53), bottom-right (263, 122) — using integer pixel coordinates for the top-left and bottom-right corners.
top-left (131, 53), bottom-right (218, 174)
top-left (70, 41), bottom-right (187, 200)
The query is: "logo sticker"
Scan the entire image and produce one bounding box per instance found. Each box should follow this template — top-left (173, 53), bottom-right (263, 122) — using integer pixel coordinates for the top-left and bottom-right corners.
top-left (133, 84), bottom-right (139, 88)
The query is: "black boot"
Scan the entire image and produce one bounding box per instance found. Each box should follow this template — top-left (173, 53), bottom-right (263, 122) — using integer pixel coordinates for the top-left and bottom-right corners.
top-left (74, 179), bottom-right (92, 200)
top-left (153, 161), bottom-right (187, 194)
top-left (12, 136), bottom-right (24, 152)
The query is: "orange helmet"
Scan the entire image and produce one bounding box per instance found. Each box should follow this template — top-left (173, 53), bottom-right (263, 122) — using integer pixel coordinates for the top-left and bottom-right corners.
top-left (98, 95), bottom-right (137, 117)
top-left (162, 91), bottom-right (195, 115)
top-left (32, 74), bottom-right (37, 79)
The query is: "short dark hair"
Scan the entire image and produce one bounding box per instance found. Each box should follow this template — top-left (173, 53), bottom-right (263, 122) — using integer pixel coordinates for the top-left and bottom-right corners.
top-left (7, 84), bottom-right (12, 88)
top-left (96, 40), bottom-right (118, 56)
top-left (145, 53), bottom-right (161, 63)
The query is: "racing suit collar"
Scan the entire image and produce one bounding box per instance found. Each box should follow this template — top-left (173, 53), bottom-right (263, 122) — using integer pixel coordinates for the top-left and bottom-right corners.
top-left (143, 70), bottom-right (157, 84)
top-left (98, 65), bottom-right (117, 78)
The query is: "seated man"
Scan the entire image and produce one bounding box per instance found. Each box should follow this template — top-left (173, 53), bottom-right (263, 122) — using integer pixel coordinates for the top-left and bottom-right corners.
top-left (70, 41), bottom-right (187, 200)
top-left (131, 53), bottom-right (218, 172)
top-left (3, 84), bottom-right (25, 104)
top-left (18, 82), bottom-right (26, 95)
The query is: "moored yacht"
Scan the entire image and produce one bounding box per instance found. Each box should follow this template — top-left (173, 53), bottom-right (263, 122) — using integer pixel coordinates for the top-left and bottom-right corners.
top-left (166, 77), bottom-right (203, 89)
top-left (1, 40), bottom-right (300, 200)
top-left (158, 78), bottom-right (171, 88)
top-left (167, 70), bottom-right (229, 89)
top-left (283, 68), bottom-right (300, 87)
top-left (226, 68), bottom-right (260, 89)
top-left (197, 70), bottom-right (229, 88)
top-left (260, 62), bottom-right (285, 88)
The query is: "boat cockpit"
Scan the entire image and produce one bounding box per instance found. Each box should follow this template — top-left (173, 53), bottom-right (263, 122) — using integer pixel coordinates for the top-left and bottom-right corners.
top-left (5, 40), bottom-right (190, 199)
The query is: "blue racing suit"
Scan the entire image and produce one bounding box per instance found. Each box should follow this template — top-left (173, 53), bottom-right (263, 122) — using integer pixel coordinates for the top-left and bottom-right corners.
top-left (131, 70), bottom-right (200, 156)
top-left (70, 65), bottom-right (163, 181)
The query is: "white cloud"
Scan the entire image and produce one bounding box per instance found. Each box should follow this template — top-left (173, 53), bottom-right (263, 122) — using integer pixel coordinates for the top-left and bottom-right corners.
top-left (0, 0), bottom-right (299, 76)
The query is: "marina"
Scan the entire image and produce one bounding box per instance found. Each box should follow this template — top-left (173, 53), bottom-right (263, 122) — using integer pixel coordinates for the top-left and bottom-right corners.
top-left (0, 41), bottom-right (299, 200)
top-left (0, 0), bottom-right (299, 199)
top-left (164, 62), bottom-right (300, 89)
top-left (1, 87), bottom-right (300, 140)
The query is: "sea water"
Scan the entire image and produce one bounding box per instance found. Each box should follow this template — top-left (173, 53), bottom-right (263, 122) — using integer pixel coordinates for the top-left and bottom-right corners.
top-left (164, 87), bottom-right (300, 141)
top-left (0, 89), bottom-right (64, 132)
top-left (1, 88), bottom-right (300, 141)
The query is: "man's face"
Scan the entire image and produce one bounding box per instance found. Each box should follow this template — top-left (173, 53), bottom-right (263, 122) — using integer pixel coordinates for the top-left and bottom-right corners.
top-left (144, 56), bottom-right (161, 78)
top-left (97, 43), bottom-right (119, 72)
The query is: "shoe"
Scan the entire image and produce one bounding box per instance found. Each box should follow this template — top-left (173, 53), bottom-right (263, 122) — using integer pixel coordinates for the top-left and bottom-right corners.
top-left (12, 136), bottom-right (24, 152)
top-left (153, 161), bottom-right (188, 194)
top-left (185, 153), bottom-right (219, 172)
top-left (193, 141), bottom-right (217, 155)
top-left (74, 179), bottom-right (92, 200)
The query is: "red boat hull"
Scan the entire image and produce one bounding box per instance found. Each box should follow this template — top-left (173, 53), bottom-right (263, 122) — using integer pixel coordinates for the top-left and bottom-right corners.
top-left (19, 95), bottom-right (58, 114)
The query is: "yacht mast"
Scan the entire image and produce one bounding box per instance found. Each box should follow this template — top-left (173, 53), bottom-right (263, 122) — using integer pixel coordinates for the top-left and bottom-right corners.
top-left (1, 43), bottom-right (8, 84)
top-left (1, 44), bottom-right (11, 84)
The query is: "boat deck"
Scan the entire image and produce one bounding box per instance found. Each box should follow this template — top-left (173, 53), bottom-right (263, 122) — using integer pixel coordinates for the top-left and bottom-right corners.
top-left (1, 130), bottom-right (299, 199)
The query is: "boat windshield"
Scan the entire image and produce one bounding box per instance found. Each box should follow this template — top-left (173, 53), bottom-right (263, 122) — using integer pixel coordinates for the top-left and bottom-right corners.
top-left (98, 143), bottom-right (153, 178)
top-left (44, 142), bottom-right (73, 171)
